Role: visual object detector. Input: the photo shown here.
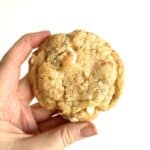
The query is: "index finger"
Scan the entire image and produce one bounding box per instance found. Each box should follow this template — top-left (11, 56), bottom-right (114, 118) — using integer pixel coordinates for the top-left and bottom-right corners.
top-left (1, 31), bottom-right (50, 68)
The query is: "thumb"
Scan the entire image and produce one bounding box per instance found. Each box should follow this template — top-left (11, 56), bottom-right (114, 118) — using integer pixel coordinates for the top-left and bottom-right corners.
top-left (52, 122), bottom-right (97, 148)
top-left (18, 122), bottom-right (97, 150)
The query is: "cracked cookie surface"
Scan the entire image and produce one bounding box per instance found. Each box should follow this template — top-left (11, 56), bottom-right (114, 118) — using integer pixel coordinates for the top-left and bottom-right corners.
top-left (29, 30), bottom-right (124, 122)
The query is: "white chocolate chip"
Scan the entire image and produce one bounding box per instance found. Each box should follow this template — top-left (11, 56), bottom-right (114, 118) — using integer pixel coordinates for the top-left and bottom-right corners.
top-left (30, 57), bottom-right (35, 64)
top-left (88, 95), bottom-right (93, 100)
top-left (70, 117), bottom-right (79, 122)
top-left (69, 48), bottom-right (77, 64)
top-left (86, 106), bottom-right (95, 115)
top-left (84, 71), bottom-right (90, 78)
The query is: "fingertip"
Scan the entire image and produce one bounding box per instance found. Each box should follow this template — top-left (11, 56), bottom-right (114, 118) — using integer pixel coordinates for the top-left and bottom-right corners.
top-left (80, 122), bottom-right (97, 137)
top-left (68, 121), bottom-right (97, 138)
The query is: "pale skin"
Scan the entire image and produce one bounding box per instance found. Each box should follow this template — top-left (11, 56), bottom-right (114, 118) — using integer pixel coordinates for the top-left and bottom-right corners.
top-left (0, 31), bottom-right (97, 150)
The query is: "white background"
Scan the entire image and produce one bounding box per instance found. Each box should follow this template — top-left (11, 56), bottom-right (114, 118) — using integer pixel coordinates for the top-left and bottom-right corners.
top-left (0, 0), bottom-right (150, 149)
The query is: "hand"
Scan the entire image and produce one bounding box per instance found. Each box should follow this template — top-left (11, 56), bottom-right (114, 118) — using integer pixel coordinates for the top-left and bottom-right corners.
top-left (0, 31), bottom-right (97, 150)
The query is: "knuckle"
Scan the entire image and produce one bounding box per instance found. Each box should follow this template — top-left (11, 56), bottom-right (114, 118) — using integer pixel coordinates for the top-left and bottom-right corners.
top-left (20, 33), bottom-right (32, 43)
top-left (19, 34), bottom-right (32, 48)
top-left (60, 126), bottom-right (74, 147)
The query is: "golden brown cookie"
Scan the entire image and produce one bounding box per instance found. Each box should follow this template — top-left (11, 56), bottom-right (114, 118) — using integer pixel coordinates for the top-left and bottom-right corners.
top-left (28, 30), bottom-right (124, 122)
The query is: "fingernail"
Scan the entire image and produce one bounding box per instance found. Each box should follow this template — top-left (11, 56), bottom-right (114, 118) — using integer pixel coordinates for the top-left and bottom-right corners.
top-left (80, 123), bottom-right (97, 137)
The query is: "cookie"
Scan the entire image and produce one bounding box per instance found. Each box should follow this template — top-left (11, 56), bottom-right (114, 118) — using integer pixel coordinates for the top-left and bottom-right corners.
top-left (29, 30), bottom-right (124, 122)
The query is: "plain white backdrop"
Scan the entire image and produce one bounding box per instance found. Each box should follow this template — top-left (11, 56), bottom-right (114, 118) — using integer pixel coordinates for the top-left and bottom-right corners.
top-left (0, 0), bottom-right (150, 149)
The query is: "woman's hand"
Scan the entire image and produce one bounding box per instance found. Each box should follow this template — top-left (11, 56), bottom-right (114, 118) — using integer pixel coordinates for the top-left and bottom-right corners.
top-left (0, 31), bottom-right (97, 150)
